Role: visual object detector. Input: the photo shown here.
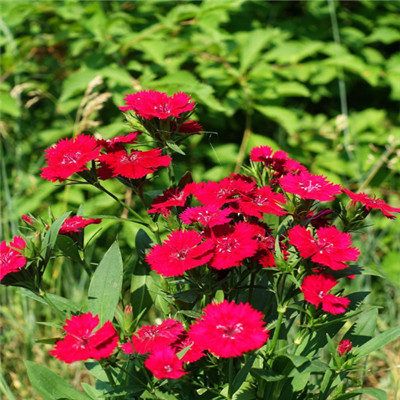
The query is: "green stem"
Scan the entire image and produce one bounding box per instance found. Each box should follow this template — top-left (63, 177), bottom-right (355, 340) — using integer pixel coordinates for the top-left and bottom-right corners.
top-left (39, 290), bottom-right (65, 321)
top-left (269, 307), bottom-right (285, 354)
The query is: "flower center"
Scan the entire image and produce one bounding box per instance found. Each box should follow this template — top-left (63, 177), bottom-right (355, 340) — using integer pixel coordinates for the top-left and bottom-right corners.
top-left (173, 249), bottom-right (189, 260)
top-left (216, 237), bottom-right (238, 253)
top-left (154, 104), bottom-right (171, 114)
top-left (318, 290), bottom-right (325, 299)
top-left (61, 152), bottom-right (82, 165)
top-left (164, 365), bottom-right (173, 373)
top-left (216, 323), bottom-right (243, 339)
top-left (300, 180), bottom-right (321, 192)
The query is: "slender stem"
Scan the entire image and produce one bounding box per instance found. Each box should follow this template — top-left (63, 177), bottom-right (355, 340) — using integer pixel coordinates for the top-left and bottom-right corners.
top-left (269, 307), bottom-right (285, 354)
top-left (39, 290), bottom-right (65, 321)
top-left (235, 109), bottom-right (252, 174)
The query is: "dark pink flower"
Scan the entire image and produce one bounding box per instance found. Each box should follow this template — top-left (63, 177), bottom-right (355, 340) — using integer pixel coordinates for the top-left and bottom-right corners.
top-left (280, 171), bottom-right (341, 201)
top-left (190, 175), bottom-right (255, 208)
top-left (301, 274), bottom-right (350, 314)
top-left (122, 319), bottom-right (185, 355)
top-left (180, 205), bottom-right (232, 228)
top-left (100, 148), bottom-right (171, 179)
top-left (171, 334), bottom-right (205, 363)
top-left (208, 222), bottom-right (259, 270)
top-left (50, 313), bottom-right (119, 363)
top-left (233, 186), bottom-right (286, 218)
top-left (288, 225), bottom-right (360, 270)
top-left (177, 120), bottom-right (203, 134)
top-left (41, 134), bottom-right (100, 182)
top-left (0, 236), bottom-right (27, 281)
top-left (120, 90), bottom-right (194, 120)
top-left (343, 188), bottom-right (400, 219)
top-left (145, 230), bottom-right (214, 277)
top-left (189, 300), bottom-right (269, 358)
top-left (144, 347), bottom-right (187, 379)
top-left (97, 132), bottom-right (140, 152)
top-left (58, 216), bottom-right (102, 235)
top-left (148, 186), bottom-right (191, 217)
top-left (21, 215), bottom-right (35, 225)
top-left (338, 339), bottom-right (353, 355)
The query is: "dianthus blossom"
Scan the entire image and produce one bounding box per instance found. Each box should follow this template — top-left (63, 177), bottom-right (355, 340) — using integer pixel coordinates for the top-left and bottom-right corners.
top-left (288, 225), bottom-right (360, 270)
top-left (208, 222), bottom-right (259, 270)
top-left (146, 230), bottom-right (214, 277)
top-left (250, 146), bottom-right (288, 168)
top-left (280, 171), bottom-right (341, 201)
top-left (97, 132), bottom-right (140, 152)
top-left (189, 175), bottom-right (255, 208)
top-left (99, 148), bottom-right (171, 179)
top-left (21, 215), bottom-right (35, 225)
top-left (180, 205), bottom-right (232, 228)
top-left (121, 319), bottom-right (184, 355)
top-left (144, 347), bottom-right (187, 379)
top-left (50, 313), bottom-right (119, 363)
top-left (189, 300), bottom-right (269, 358)
top-left (120, 90), bottom-right (195, 120)
top-left (0, 236), bottom-right (27, 281)
top-left (171, 334), bottom-right (205, 363)
top-left (58, 216), bottom-right (102, 235)
top-left (343, 188), bottom-right (400, 219)
top-left (148, 186), bottom-right (191, 217)
top-left (301, 274), bottom-right (350, 314)
top-left (338, 339), bottom-right (353, 355)
top-left (41, 134), bottom-right (100, 182)
top-left (232, 186), bottom-right (286, 218)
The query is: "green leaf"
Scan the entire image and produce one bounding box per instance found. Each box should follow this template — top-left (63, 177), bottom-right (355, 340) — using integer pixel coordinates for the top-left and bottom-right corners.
top-left (0, 91), bottom-right (21, 117)
top-left (88, 241), bottom-right (123, 324)
top-left (250, 368), bottom-right (284, 382)
top-left (255, 106), bottom-right (298, 134)
top-left (42, 212), bottom-right (71, 263)
top-left (333, 388), bottom-right (387, 400)
top-left (56, 235), bottom-right (83, 264)
top-left (166, 140), bottom-right (186, 155)
top-left (230, 354), bottom-right (256, 397)
top-left (25, 361), bottom-right (91, 400)
top-left (355, 326), bottom-right (400, 359)
top-left (275, 82), bottom-right (310, 98)
top-left (239, 29), bottom-right (271, 73)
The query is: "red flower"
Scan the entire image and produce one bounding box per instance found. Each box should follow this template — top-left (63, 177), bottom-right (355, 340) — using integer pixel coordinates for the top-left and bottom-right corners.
top-left (97, 132), bottom-right (140, 152)
top-left (171, 334), bottom-right (205, 363)
top-left (146, 230), bottom-right (213, 277)
top-left (100, 148), bottom-right (171, 179)
top-left (338, 339), bottom-right (353, 355)
top-left (188, 300), bottom-right (269, 358)
top-left (180, 205), bottom-right (232, 228)
top-left (0, 236), bottom-right (27, 281)
top-left (120, 90), bottom-right (195, 120)
top-left (58, 216), bottom-right (102, 235)
top-left (122, 319), bottom-right (185, 355)
top-left (208, 222), bottom-right (259, 270)
top-left (21, 215), bottom-right (35, 225)
top-left (177, 120), bottom-right (203, 134)
top-left (148, 186), bottom-right (191, 217)
top-left (233, 186), bottom-right (286, 218)
top-left (41, 134), bottom-right (100, 182)
top-left (50, 313), bottom-right (119, 363)
top-left (288, 225), bottom-right (360, 270)
top-left (280, 171), bottom-right (341, 201)
top-left (301, 274), bottom-right (350, 314)
top-left (190, 175), bottom-right (255, 208)
top-left (250, 146), bottom-right (288, 167)
top-left (144, 347), bottom-right (187, 379)
top-left (343, 188), bottom-right (400, 219)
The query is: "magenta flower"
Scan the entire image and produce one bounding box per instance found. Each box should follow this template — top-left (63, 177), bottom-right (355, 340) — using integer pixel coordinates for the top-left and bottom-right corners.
top-left (50, 313), bottom-right (119, 363)
top-left (120, 90), bottom-right (195, 120)
top-left (0, 236), bottom-right (27, 281)
top-left (100, 148), bottom-right (171, 179)
top-left (97, 132), bottom-right (140, 152)
top-left (122, 319), bottom-right (184, 355)
top-left (343, 188), bottom-right (400, 219)
top-left (41, 134), bottom-right (100, 182)
top-left (148, 186), bottom-right (191, 217)
top-left (280, 171), bottom-right (342, 201)
top-left (301, 274), bottom-right (350, 315)
top-left (338, 339), bottom-right (353, 355)
top-left (208, 222), bottom-right (259, 270)
top-left (145, 230), bottom-right (214, 277)
top-left (57, 216), bottom-right (102, 235)
top-left (180, 205), bottom-right (233, 228)
top-left (144, 347), bottom-right (187, 379)
top-left (189, 300), bottom-right (269, 358)
top-left (288, 225), bottom-right (360, 270)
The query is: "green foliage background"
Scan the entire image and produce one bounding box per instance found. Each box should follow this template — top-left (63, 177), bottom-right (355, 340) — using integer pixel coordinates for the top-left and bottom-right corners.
top-left (1, 1), bottom-right (400, 398)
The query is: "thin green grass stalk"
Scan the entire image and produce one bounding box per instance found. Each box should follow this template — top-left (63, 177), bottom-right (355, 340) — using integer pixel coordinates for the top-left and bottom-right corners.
top-left (0, 372), bottom-right (17, 400)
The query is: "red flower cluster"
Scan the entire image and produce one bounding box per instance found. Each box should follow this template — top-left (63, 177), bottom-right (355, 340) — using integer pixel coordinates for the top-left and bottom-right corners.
top-left (120, 90), bottom-right (194, 120)
top-left (0, 236), bottom-right (27, 281)
top-left (122, 318), bottom-right (203, 379)
top-left (50, 313), bottom-right (119, 363)
top-left (338, 339), bottom-right (353, 355)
